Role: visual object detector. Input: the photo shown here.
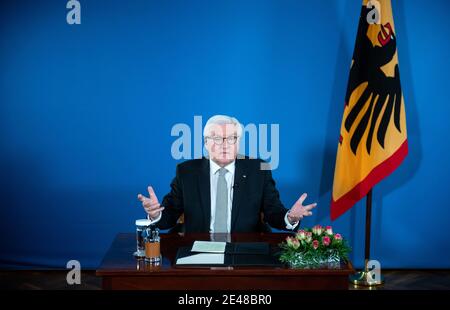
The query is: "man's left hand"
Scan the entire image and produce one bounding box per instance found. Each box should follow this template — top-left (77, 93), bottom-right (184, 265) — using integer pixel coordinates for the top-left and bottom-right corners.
top-left (287, 193), bottom-right (317, 224)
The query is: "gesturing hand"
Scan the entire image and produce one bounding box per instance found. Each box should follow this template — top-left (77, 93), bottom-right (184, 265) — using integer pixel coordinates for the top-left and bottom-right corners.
top-left (137, 186), bottom-right (164, 220)
top-left (287, 193), bottom-right (317, 224)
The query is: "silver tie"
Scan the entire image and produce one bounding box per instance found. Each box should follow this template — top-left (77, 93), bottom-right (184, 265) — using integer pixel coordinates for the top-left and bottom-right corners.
top-left (214, 168), bottom-right (228, 233)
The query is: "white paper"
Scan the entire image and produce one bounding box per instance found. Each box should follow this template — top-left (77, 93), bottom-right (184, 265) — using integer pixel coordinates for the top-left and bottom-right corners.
top-left (191, 241), bottom-right (226, 253)
top-left (176, 253), bottom-right (225, 265)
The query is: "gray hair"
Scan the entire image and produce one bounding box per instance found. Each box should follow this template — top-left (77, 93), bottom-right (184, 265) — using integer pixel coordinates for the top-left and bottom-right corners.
top-left (203, 115), bottom-right (243, 138)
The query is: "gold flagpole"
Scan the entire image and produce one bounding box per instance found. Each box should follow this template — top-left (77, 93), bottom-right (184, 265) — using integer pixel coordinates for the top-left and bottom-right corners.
top-left (349, 189), bottom-right (384, 287)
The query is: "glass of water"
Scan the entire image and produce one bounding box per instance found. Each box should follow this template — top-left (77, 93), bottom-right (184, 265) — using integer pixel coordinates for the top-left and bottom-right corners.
top-left (134, 219), bottom-right (151, 258)
top-left (145, 227), bottom-right (161, 264)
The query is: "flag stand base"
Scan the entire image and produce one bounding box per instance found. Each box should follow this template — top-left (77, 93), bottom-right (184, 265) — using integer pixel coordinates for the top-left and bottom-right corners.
top-left (349, 270), bottom-right (384, 287)
top-left (349, 190), bottom-right (384, 288)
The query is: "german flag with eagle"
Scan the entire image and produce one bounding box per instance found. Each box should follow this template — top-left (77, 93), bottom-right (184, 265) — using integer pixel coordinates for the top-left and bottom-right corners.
top-left (331, 0), bottom-right (408, 220)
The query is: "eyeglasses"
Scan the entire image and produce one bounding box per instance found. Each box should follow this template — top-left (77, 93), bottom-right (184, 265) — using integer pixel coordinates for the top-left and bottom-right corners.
top-left (206, 135), bottom-right (238, 145)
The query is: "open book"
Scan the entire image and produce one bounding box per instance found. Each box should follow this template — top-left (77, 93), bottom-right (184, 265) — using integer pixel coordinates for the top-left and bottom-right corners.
top-left (176, 253), bottom-right (225, 265)
top-left (191, 241), bottom-right (226, 253)
top-left (175, 241), bottom-right (280, 267)
top-left (176, 241), bottom-right (226, 265)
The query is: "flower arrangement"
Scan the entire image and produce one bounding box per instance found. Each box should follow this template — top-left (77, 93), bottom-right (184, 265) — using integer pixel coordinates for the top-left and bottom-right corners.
top-left (279, 225), bottom-right (351, 269)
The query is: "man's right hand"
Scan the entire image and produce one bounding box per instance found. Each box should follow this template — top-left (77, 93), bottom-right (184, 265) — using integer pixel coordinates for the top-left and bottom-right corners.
top-left (137, 186), bottom-right (165, 220)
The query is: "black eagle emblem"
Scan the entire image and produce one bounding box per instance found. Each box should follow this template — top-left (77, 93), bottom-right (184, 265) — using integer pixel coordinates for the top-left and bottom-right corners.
top-left (343, 5), bottom-right (403, 155)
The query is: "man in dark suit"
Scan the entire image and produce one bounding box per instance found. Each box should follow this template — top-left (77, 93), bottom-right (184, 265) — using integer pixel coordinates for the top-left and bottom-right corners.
top-left (138, 115), bottom-right (317, 233)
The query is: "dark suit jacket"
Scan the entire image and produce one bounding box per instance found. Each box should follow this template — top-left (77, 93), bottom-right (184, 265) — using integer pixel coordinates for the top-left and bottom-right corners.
top-left (157, 157), bottom-right (291, 233)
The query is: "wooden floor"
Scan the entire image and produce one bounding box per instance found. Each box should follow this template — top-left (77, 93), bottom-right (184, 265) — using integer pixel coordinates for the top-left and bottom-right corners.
top-left (1, 270), bottom-right (450, 290)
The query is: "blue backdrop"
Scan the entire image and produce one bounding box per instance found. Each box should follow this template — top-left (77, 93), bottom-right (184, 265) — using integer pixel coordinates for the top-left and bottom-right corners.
top-left (1, 0), bottom-right (449, 269)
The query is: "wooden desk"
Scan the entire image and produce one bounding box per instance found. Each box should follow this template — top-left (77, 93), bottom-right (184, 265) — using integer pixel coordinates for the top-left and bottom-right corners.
top-left (96, 233), bottom-right (354, 290)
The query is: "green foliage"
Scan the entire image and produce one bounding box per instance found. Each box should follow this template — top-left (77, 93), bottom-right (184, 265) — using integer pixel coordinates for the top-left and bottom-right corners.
top-left (278, 225), bottom-right (351, 268)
